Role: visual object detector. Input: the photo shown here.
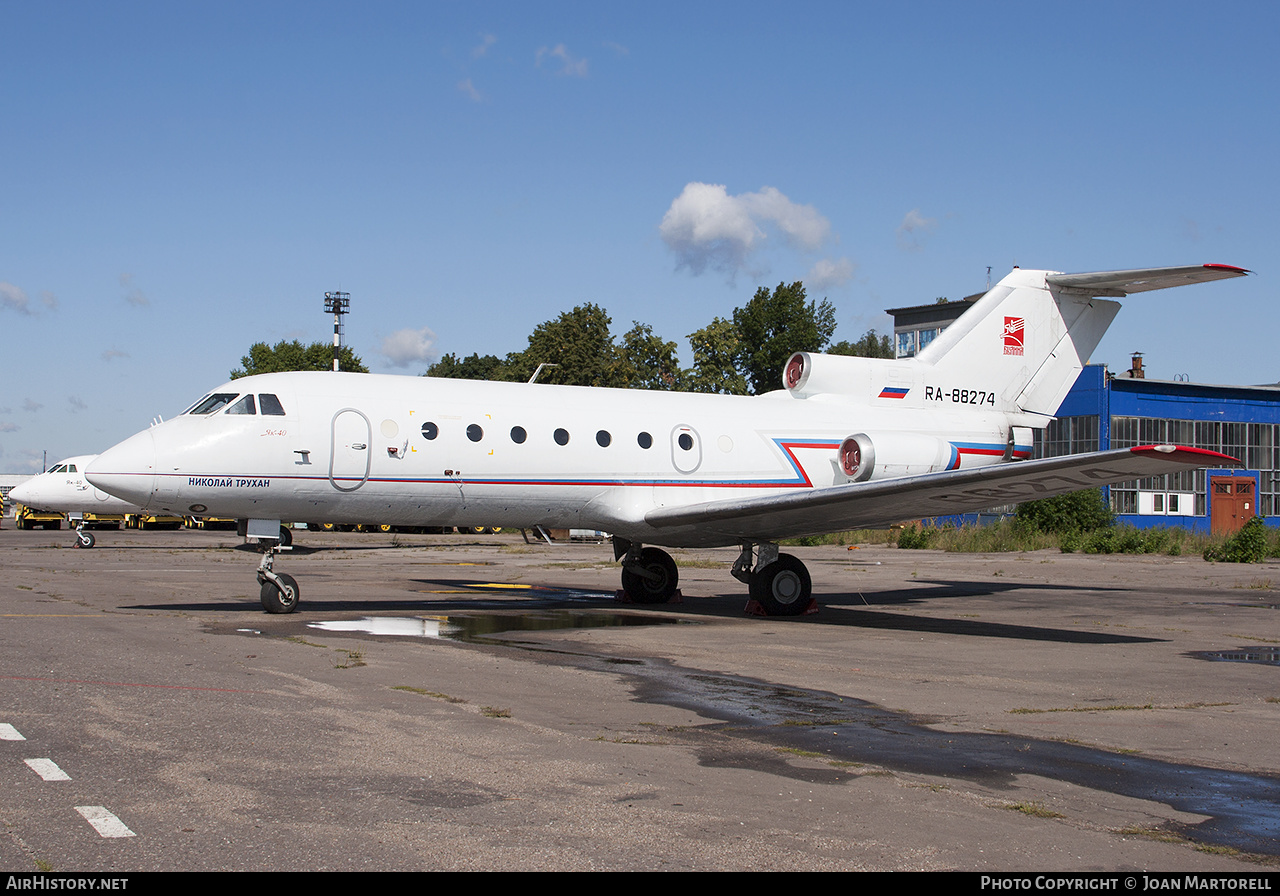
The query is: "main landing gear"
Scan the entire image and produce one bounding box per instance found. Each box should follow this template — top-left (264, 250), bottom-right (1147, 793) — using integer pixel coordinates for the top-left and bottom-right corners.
top-left (618, 543), bottom-right (681, 603)
top-left (732, 543), bottom-right (814, 617)
top-left (614, 539), bottom-right (815, 617)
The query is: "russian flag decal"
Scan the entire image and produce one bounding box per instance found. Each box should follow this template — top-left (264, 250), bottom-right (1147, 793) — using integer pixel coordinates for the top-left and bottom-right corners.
top-left (878, 387), bottom-right (909, 399)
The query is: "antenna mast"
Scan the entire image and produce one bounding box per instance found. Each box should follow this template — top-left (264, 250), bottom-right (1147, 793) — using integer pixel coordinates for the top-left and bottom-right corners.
top-left (323, 291), bottom-right (350, 372)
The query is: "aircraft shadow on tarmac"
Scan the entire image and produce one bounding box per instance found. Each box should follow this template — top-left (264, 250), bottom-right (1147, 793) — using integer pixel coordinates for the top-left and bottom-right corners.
top-left (126, 573), bottom-right (1161, 645)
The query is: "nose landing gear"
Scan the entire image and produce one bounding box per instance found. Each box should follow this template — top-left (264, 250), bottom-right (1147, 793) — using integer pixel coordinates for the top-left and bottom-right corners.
top-left (73, 522), bottom-right (95, 549)
top-left (256, 542), bottom-right (300, 614)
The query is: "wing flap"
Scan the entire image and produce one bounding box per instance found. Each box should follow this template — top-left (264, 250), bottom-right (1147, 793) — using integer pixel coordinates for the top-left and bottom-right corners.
top-left (1046, 264), bottom-right (1250, 297)
top-left (644, 446), bottom-right (1237, 542)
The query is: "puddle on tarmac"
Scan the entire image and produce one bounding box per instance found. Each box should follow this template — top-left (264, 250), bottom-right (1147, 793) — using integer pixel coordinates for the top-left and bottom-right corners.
top-left (1189, 646), bottom-right (1280, 666)
top-left (309, 610), bottom-right (684, 643)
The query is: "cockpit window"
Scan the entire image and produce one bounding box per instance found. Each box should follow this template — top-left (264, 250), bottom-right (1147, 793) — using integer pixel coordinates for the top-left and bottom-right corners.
top-left (259, 393), bottom-right (286, 416)
top-left (188, 393), bottom-right (239, 415)
top-left (66, 465), bottom-right (77, 472)
top-left (226, 395), bottom-right (257, 415)
top-left (49, 464), bottom-right (67, 473)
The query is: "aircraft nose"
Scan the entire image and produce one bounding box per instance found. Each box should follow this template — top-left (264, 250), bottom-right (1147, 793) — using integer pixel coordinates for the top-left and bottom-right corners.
top-left (8, 480), bottom-right (36, 505)
top-left (86, 429), bottom-right (157, 507)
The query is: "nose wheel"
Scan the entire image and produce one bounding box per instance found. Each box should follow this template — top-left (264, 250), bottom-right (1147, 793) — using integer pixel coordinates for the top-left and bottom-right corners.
top-left (73, 523), bottom-right (95, 549)
top-left (256, 543), bottom-right (300, 613)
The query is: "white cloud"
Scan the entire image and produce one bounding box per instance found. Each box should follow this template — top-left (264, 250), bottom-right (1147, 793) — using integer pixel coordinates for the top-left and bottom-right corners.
top-left (806, 257), bottom-right (856, 291)
top-left (896, 208), bottom-right (938, 251)
top-left (68, 396), bottom-right (88, 412)
top-left (536, 43), bottom-right (588, 77)
top-left (458, 78), bottom-right (483, 102)
top-left (1, 282), bottom-right (32, 314)
top-left (659, 182), bottom-right (834, 281)
top-left (0, 422), bottom-right (18, 432)
top-left (101, 348), bottom-right (130, 362)
top-left (472, 33), bottom-right (497, 58)
top-left (22, 398), bottom-right (42, 413)
top-left (1, 283), bottom-right (59, 315)
top-left (120, 272), bottom-right (149, 307)
top-left (381, 327), bottom-right (437, 368)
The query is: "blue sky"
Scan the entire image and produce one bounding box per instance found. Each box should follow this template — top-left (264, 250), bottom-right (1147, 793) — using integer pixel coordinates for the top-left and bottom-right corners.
top-left (2, 1), bottom-right (1276, 472)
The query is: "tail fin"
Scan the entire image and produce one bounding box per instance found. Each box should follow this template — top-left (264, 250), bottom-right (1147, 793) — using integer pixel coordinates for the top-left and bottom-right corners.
top-left (916, 264), bottom-right (1249, 417)
top-left (781, 264), bottom-right (1248, 417)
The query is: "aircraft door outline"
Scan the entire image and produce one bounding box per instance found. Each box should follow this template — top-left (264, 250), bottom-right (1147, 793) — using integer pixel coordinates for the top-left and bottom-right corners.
top-left (670, 424), bottom-right (703, 475)
top-left (329, 408), bottom-right (372, 492)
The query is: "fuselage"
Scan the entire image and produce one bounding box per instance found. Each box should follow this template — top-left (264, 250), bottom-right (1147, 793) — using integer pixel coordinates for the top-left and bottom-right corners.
top-left (86, 371), bottom-right (1026, 547)
top-left (9, 455), bottom-right (140, 515)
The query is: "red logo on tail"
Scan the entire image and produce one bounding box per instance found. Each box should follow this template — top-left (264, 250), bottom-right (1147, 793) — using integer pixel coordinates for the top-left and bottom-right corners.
top-left (1003, 316), bottom-right (1024, 356)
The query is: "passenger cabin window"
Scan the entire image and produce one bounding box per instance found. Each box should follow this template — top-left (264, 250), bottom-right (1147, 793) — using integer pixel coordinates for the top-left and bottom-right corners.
top-left (467, 424), bottom-right (484, 442)
top-left (554, 428), bottom-right (570, 446)
top-left (510, 426), bottom-right (527, 444)
top-left (259, 393), bottom-right (286, 416)
top-left (189, 393), bottom-right (239, 415)
top-left (227, 395), bottom-right (257, 415)
top-left (637, 432), bottom-right (653, 449)
top-left (596, 430), bottom-right (611, 447)
top-left (421, 422), bottom-right (438, 440)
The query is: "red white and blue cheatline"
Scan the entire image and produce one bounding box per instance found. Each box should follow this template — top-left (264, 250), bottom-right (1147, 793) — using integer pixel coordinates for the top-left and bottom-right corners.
top-left (877, 386), bottom-right (909, 399)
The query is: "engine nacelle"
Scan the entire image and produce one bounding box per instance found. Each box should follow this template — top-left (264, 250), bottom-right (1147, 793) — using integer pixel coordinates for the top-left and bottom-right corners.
top-left (835, 431), bottom-right (958, 482)
top-left (784, 351), bottom-right (875, 397)
top-left (783, 351), bottom-right (919, 400)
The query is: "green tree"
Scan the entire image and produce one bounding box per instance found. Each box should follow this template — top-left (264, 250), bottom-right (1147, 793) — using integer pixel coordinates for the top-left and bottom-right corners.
top-left (615, 323), bottom-right (685, 391)
top-left (230, 340), bottom-right (368, 379)
top-left (829, 329), bottom-right (895, 359)
top-left (732, 281), bottom-right (837, 394)
top-left (502, 303), bottom-right (622, 387)
top-left (684, 317), bottom-right (748, 395)
top-left (426, 352), bottom-right (507, 380)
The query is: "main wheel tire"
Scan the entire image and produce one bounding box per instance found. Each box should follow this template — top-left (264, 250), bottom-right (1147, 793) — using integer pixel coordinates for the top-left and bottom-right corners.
top-left (75, 531), bottom-right (95, 548)
top-left (260, 573), bottom-right (300, 614)
top-left (278, 525), bottom-right (293, 547)
top-left (750, 553), bottom-right (812, 616)
top-left (620, 547), bottom-right (679, 604)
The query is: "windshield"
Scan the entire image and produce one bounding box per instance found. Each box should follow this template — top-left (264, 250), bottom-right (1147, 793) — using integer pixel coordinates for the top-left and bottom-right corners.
top-left (186, 393), bottom-right (239, 415)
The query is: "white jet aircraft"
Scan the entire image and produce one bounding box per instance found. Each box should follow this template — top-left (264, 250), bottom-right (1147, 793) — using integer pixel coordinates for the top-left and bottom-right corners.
top-left (86, 264), bottom-right (1248, 615)
top-left (9, 455), bottom-right (141, 547)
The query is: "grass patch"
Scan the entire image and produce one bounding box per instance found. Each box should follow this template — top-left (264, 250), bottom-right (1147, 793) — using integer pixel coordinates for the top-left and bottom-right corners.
top-left (334, 648), bottom-right (366, 669)
top-left (1010, 703), bottom-right (1154, 714)
top-left (392, 686), bottom-right (467, 703)
top-left (285, 636), bottom-right (328, 649)
top-left (781, 529), bottom-right (898, 547)
top-left (481, 706), bottom-right (511, 718)
top-left (1005, 801), bottom-right (1065, 818)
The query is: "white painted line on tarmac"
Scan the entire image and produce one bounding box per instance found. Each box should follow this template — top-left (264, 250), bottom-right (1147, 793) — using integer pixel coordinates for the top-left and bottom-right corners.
top-left (0, 723), bottom-right (26, 740)
top-left (75, 806), bottom-right (136, 839)
top-left (24, 758), bottom-right (70, 781)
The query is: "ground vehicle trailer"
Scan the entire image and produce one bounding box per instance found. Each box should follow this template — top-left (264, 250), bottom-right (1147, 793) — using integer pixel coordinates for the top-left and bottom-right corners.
top-left (124, 513), bottom-right (183, 530)
top-left (14, 503), bottom-right (65, 530)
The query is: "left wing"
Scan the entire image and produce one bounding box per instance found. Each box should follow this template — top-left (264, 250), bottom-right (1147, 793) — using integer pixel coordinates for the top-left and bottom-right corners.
top-left (645, 446), bottom-right (1237, 542)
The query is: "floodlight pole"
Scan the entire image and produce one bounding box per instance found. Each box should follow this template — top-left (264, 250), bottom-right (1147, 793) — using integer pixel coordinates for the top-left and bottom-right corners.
top-left (323, 291), bottom-right (350, 371)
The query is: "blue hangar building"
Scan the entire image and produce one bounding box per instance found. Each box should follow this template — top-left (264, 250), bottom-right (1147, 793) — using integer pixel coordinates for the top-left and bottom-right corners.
top-left (889, 297), bottom-right (1278, 534)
